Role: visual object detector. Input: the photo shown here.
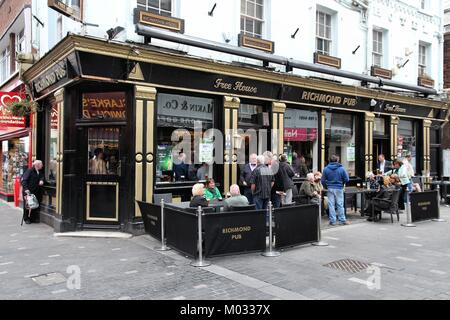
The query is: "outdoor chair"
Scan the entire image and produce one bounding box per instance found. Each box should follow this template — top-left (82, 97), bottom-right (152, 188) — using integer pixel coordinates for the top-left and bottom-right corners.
top-left (184, 207), bottom-right (216, 214)
top-left (371, 189), bottom-right (401, 223)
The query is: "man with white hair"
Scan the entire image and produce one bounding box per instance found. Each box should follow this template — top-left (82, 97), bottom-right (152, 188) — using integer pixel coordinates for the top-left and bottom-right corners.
top-left (249, 155), bottom-right (274, 210)
top-left (299, 173), bottom-right (321, 205)
top-left (239, 153), bottom-right (258, 204)
top-left (224, 185), bottom-right (249, 211)
top-left (21, 160), bottom-right (45, 224)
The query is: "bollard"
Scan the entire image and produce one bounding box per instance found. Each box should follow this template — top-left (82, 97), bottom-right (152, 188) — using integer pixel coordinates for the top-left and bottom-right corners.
top-left (401, 191), bottom-right (416, 227)
top-left (262, 201), bottom-right (281, 257)
top-left (312, 201), bottom-right (329, 247)
top-left (155, 199), bottom-right (171, 251)
top-left (191, 206), bottom-right (211, 267)
top-left (433, 186), bottom-right (446, 222)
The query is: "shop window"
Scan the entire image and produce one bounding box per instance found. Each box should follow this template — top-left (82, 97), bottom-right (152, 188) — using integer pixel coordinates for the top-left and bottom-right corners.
top-left (137, 0), bottom-right (172, 16)
top-left (156, 93), bottom-right (214, 183)
top-left (1, 138), bottom-right (29, 193)
top-left (87, 128), bottom-right (121, 176)
top-left (46, 105), bottom-right (59, 184)
top-left (283, 109), bottom-right (319, 175)
top-left (82, 92), bottom-right (126, 120)
top-left (325, 113), bottom-right (356, 176)
top-left (398, 120), bottom-right (417, 173)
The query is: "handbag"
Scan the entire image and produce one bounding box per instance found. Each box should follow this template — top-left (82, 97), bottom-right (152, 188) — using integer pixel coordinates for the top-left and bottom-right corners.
top-left (26, 194), bottom-right (40, 210)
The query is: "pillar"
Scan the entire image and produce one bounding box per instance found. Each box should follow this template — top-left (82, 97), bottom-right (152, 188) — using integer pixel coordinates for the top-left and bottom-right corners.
top-left (390, 116), bottom-right (399, 161)
top-left (423, 119), bottom-right (432, 189)
top-left (365, 112), bottom-right (375, 174)
top-left (135, 85), bottom-right (157, 217)
top-left (54, 89), bottom-right (64, 215)
top-left (272, 102), bottom-right (287, 157)
top-left (223, 96), bottom-right (240, 195)
top-left (320, 110), bottom-right (326, 171)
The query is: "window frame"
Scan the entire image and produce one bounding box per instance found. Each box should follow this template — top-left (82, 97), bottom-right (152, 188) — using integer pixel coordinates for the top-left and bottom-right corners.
top-left (372, 29), bottom-right (383, 68)
top-left (240, 0), bottom-right (265, 39)
top-left (418, 43), bottom-right (428, 77)
top-left (137, 0), bottom-right (173, 16)
top-left (0, 46), bottom-right (11, 83)
top-left (316, 10), bottom-right (333, 56)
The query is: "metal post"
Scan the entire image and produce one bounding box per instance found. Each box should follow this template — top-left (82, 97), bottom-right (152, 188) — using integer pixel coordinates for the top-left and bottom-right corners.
top-left (262, 201), bottom-right (281, 257)
top-left (191, 206), bottom-right (211, 267)
top-left (433, 185), bottom-right (446, 222)
top-left (401, 191), bottom-right (416, 227)
top-left (312, 201), bottom-right (329, 246)
top-left (155, 199), bottom-right (171, 251)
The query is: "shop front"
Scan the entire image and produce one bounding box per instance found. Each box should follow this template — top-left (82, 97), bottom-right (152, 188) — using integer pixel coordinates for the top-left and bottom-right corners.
top-left (22, 35), bottom-right (448, 234)
top-left (0, 91), bottom-right (31, 202)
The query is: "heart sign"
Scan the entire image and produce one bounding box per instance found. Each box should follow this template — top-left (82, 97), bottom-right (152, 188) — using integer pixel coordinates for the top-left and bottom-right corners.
top-left (0, 92), bottom-right (26, 129)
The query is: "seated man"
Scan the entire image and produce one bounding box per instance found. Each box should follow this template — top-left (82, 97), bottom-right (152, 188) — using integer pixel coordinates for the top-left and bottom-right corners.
top-left (223, 185), bottom-right (249, 211)
top-left (366, 181), bottom-right (397, 221)
top-left (190, 183), bottom-right (209, 208)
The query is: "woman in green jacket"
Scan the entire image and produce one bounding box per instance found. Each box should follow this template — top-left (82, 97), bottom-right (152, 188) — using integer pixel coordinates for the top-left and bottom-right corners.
top-left (204, 178), bottom-right (223, 201)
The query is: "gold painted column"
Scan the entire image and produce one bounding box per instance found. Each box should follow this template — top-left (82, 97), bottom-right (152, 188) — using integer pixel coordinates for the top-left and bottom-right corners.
top-left (223, 96), bottom-right (240, 195)
top-left (320, 110), bottom-right (326, 171)
top-left (365, 112), bottom-right (375, 174)
top-left (55, 89), bottom-right (64, 216)
top-left (390, 116), bottom-right (399, 161)
top-left (423, 120), bottom-right (432, 189)
top-left (135, 85), bottom-right (157, 217)
top-left (272, 102), bottom-right (287, 157)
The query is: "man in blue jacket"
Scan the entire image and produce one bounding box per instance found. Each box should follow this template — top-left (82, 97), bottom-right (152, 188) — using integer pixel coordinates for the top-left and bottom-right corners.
top-left (321, 155), bottom-right (350, 226)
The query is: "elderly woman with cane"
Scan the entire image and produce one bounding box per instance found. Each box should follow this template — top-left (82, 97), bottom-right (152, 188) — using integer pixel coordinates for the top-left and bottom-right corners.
top-left (21, 160), bottom-right (45, 225)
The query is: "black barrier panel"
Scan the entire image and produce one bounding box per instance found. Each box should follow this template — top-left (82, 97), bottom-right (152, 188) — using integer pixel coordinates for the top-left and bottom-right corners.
top-left (204, 210), bottom-right (266, 258)
top-left (164, 207), bottom-right (198, 258)
top-left (137, 201), bottom-right (161, 241)
top-left (274, 204), bottom-right (319, 249)
top-left (410, 191), bottom-right (439, 223)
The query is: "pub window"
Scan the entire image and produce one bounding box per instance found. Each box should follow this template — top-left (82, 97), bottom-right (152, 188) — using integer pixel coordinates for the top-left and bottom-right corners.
top-left (372, 29), bottom-right (384, 68)
top-left (156, 93), bottom-right (214, 183)
top-left (88, 128), bottom-right (121, 176)
top-left (325, 113), bottom-right (356, 177)
top-left (316, 10), bottom-right (332, 56)
top-left (397, 120), bottom-right (417, 174)
top-left (137, 0), bottom-right (172, 16)
top-left (0, 46), bottom-right (10, 83)
top-left (283, 109), bottom-right (319, 176)
top-left (240, 0), bottom-right (264, 39)
top-left (418, 43), bottom-right (429, 77)
top-left (46, 104), bottom-right (58, 184)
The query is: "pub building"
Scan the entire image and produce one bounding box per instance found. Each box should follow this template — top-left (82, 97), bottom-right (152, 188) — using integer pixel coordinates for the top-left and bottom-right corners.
top-left (21, 14), bottom-right (448, 234)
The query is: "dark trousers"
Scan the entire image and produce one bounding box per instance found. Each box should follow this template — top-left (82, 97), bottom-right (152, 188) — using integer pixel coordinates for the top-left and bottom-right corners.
top-left (243, 187), bottom-right (254, 205)
top-left (23, 192), bottom-right (42, 223)
top-left (271, 192), bottom-right (281, 209)
top-left (254, 196), bottom-right (269, 210)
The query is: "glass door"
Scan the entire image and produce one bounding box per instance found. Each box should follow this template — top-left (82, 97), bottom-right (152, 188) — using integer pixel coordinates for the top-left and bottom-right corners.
top-left (84, 127), bottom-right (122, 224)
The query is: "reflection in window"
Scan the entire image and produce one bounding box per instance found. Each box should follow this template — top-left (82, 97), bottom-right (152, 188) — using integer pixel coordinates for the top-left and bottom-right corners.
top-left (156, 93), bottom-right (214, 183)
top-left (47, 105), bottom-right (58, 183)
top-left (1, 138), bottom-right (29, 193)
top-left (326, 113), bottom-right (356, 176)
top-left (88, 128), bottom-right (120, 176)
top-left (398, 120), bottom-right (416, 173)
top-left (284, 109), bottom-right (318, 175)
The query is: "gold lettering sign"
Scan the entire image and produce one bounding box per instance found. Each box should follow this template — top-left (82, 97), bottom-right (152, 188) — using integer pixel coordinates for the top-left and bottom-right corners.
top-left (82, 92), bottom-right (127, 119)
top-left (314, 52), bottom-right (342, 69)
top-left (213, 79), bottom-right (258, 94)
top-left (384, 104), bottom-right (407, 113)
top-left (136, 10), bottom-right (184, 33)
top-left (239, 34), bottom-right (275, 53)
top-left (301, 91), bottom-right (357, 107)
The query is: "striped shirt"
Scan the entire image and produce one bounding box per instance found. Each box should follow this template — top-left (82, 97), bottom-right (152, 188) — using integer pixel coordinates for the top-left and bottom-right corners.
top-left (249, 165), bottom-right (274, 199)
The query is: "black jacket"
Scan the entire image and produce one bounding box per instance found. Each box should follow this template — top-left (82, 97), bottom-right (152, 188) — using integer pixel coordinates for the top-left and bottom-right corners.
top-left (190, 196), bottom-right (209, 208)
top-left (21, 168), bottom-right (45, 194)
top-left (377, 160), bottom-right (392, 174)
top-left (274, 162), bottom-right (295, 191)
top-left (239, 163), bottom-right (257, 188)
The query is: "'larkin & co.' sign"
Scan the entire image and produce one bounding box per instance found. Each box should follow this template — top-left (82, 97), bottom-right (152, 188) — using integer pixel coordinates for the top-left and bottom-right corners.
top-left (33, 61), bottom-right (67, 94)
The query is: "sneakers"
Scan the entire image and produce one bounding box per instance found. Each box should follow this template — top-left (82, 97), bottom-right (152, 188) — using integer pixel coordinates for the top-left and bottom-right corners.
top-left (339, 221), bottom-right (351, 226)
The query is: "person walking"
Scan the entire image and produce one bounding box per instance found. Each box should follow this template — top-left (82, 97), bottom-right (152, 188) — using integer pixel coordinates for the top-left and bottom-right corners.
top-left (21, 160), bottom-right (45, 224)
top-left (239, 153), bottom-right (257, 204)
top-left (249, 155), bottom-right (274, 210)
top-left (276, 154), bottom-right (295, 205)
top-left (321, 155), bottom-right (350, 226)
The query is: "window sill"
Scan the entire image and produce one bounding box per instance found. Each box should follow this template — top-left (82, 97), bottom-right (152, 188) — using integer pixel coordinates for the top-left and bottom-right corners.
top-left (0, 70), bottom-right (19, 88)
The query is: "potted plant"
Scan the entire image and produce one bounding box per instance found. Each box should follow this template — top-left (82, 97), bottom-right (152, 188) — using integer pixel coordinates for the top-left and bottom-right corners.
top-left (4, 99), bottom-right (38, 117)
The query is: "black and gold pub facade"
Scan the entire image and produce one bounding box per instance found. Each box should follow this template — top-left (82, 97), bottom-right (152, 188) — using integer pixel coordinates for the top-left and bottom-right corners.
top-left (22, 33), bottom-right (449, 234)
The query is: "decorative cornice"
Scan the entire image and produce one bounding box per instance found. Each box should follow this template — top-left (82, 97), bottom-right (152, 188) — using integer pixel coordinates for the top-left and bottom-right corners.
top-left (365, 111), bottom-right (376, 121)
top-left (390, 115), bottom-right (400, 125)
top-left (135, 85), bottom-right (157, 100)
top-left (54, 88), bottom-right (64, 103)
top-left (223, 96), bottom-right (240, 109)
top-left (272, 102), bottom-right (286, 114)
top-left (423, 119), bottom-right (432, 127)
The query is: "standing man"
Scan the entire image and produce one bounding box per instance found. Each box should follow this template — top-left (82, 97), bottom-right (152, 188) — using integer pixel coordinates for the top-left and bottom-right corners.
top-left (321, 155), bottom-right (350, 226)
top-left (239, 153), bottom-right (258, 204)
top-left (276, 154), bottom-right (295, 205)
top-left (377, 154), bottom-right (392, 174)
top-left (250, 155), bottom-right (274, 210)
top-left (21, 160), bottom-right (45, 224)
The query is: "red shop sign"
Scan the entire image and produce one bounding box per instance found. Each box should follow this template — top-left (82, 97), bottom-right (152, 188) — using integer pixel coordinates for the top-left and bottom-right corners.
top-left (0, 92), bottom-right (26, 130)
top-left (284, 128), bottom-right (317, 142)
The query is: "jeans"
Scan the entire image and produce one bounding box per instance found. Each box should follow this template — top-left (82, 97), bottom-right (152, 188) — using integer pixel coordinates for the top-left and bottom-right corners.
top-left (402, 183), bottom-right (413, 203)
top-left (271, 193), bottom-right (281, 209)
top-left (254, 196), bottom-right (269, 211)
top-left (327, 189), bottom-right (346, 224)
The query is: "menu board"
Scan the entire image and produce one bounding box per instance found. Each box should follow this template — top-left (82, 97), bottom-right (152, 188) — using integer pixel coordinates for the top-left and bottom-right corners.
top-left (199, 140), bottom-right (214, 164)
top-left (156, 145), bottom-right (173, 172)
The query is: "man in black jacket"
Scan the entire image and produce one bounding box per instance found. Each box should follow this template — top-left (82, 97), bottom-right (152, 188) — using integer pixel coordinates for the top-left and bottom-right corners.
top-left (239, 153), bottom-right (257, 204)
top-left (21, 160), bottom-right (45, 224)
top-left (276, 154), bottom-right (295, 205)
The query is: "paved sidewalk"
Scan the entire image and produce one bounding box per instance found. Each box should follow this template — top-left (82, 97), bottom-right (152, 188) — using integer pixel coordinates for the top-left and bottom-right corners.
top-left (1, 200), bottom-right (450, 300)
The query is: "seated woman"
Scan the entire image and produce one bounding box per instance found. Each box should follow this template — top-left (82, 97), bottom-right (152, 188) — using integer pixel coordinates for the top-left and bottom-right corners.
top-left (366, 177), bottom-right (398, 221)
top-left (190, 183), bottom-right (209, 208)
top-left (204, 178), bottom-right (222, 201)
top-left (299, 173), bottom-right (321, 205)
